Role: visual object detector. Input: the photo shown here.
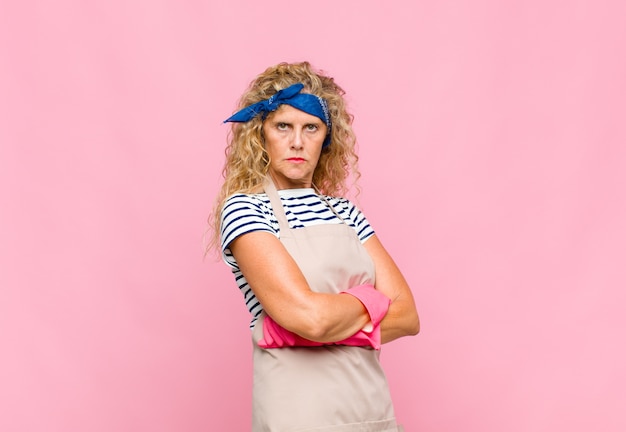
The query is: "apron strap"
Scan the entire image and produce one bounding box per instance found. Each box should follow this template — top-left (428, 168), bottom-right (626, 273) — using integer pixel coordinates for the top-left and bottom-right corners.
top-left (263, 176), bottom-right (292, 234)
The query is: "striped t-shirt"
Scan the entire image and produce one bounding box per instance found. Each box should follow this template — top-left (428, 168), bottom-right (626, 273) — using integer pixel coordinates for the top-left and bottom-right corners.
top-left (220, 188), bottom-right (375, 329)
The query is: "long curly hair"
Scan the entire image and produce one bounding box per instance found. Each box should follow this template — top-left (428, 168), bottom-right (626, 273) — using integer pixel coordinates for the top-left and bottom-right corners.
top-left (207, 61), bottom-right (360, 254)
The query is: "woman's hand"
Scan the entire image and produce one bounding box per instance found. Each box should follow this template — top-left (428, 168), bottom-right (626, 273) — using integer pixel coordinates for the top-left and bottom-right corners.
top-left (363, 235), bottom-right (420, 343)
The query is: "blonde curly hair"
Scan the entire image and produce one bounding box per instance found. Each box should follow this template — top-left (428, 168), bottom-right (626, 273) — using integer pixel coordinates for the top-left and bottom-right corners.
top-left (207, 61), bottom-right (360, 254)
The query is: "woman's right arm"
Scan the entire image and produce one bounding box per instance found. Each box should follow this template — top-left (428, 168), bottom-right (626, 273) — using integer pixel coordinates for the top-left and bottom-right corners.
top-left (229, 230), bottom-right (371, 343)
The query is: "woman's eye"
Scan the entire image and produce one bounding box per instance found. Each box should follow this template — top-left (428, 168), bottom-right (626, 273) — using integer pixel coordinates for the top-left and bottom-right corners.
top-left (306, 124), bottom-right (319, 132)
top-left (276, 123), bottom-right (288, 130)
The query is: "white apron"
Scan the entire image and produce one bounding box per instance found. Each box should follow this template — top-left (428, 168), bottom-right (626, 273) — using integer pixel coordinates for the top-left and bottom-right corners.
top-left (251, 179), bottom-right (402, 431)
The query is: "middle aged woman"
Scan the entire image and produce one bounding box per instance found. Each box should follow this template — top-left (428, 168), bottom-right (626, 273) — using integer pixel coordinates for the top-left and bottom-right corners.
top-left (210, 61), bottom-right (419, 431)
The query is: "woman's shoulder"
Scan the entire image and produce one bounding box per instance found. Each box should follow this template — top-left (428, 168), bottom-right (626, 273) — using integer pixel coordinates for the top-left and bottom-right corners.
top-left (220, 192), bottom-right (277, 251)
top-left (324, 195), bottom-right (375, 239)
top-left (220, 192), bottom-right (275, 228)
top-left (224, 191), bottom-right (269, 204)
top-left (222, 192), bottom-right (271, 214)
top-left (323, 194), bottom-right (363, 214)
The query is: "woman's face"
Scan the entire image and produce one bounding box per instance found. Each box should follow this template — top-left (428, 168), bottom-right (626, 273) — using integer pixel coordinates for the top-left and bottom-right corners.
top-left (263, 105), bottom-right (327, 189)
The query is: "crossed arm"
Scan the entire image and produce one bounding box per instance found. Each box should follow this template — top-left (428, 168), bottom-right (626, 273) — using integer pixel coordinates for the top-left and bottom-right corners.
top-left (229, 231), bottom-right (419, 344)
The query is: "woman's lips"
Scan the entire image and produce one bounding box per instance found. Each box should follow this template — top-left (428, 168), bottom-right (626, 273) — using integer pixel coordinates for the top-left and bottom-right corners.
top-left (287, 157), bottom-right (305, 163)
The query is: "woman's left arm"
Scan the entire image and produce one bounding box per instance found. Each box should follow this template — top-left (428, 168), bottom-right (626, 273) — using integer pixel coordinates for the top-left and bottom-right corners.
top-left (363, 234), bottom-right (420, 344)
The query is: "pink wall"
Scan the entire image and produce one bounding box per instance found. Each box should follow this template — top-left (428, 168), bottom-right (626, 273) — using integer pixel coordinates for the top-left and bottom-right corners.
top-left (1, 1), bottom-right (625, 431)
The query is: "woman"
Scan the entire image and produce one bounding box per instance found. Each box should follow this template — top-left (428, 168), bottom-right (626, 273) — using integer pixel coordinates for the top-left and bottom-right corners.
top-left (209, 62), bottom-right (419, 431)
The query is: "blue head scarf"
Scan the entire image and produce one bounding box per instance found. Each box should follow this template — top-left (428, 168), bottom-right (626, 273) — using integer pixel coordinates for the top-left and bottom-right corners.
top-left (223, 83), bottom-right (332, 147)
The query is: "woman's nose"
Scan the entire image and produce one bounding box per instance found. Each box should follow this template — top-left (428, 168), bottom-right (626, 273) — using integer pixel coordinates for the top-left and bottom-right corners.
top-left (291, 129), bottom-right (304, 149)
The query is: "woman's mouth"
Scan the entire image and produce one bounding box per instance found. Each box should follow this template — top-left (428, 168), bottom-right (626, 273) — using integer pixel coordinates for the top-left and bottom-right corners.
top-left (287, 157), bottom-right (305, 163)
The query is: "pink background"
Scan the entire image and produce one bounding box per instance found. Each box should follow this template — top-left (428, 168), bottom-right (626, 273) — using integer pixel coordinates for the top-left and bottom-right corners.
top-left (1, 1), bottom-right (625, 431)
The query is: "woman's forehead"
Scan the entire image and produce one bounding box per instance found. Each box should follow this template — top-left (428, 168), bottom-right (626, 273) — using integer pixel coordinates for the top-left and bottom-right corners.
top-left (268, 105), bottom-right (324, 123)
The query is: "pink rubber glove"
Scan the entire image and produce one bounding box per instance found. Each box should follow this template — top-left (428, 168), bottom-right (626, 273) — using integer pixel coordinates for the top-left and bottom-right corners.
top-left (334, 283), bottom-right (391, 350)
top-left (258, 314), bottom-right (383, 350)
top-left (257, 315), bottom-right (323, 348)
top-left (335, 325), bottom-right (383, 350)
top-left (340, 283), bottom-right (391, 327)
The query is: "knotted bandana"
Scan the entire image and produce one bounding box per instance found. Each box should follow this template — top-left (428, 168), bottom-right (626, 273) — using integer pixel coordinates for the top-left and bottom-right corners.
top-left (223, 83), bottom-right (332, 147)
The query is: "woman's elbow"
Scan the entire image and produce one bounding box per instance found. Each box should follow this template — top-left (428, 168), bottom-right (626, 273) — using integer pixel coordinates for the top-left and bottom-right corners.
top-left (401, 307), bottom-right (420, 336)
top-left (297, 321), bottom-right (327, 342)
top-left (296, 311), bottom-right (352, 343)
top-left (394, 301), bottom-right (420, 336)
top-left (289, 310), bottom-right (332, 342)
top-left (408, 313), bottom-right (420, 336)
